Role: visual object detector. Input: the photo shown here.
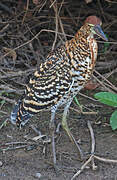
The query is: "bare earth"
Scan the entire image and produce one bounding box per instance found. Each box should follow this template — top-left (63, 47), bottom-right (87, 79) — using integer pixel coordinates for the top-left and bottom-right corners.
top-left (0, 99), bottom-right (117, 180)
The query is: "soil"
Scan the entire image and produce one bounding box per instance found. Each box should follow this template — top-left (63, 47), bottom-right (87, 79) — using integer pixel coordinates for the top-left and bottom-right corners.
top-left (0, 98), bottom-right (117, 180)
top-left (0, 0), bottom-right (117, 179)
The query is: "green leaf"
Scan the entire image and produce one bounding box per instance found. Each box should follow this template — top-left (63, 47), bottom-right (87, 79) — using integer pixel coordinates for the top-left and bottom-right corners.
top-left (74, 96), bottom-right (81, 106)
top-left (0, 100), bottom-right (5, 105)
top-left (110, 111), bottom-right (117, 130)
top-left (94, 92), bottom-right (117, 107)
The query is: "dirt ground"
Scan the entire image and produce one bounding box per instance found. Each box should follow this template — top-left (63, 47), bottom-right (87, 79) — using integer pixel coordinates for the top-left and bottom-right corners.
top-left (0, 98), bottom-right (117, 180)
top-left (0, 0), bottom-right (117, 180)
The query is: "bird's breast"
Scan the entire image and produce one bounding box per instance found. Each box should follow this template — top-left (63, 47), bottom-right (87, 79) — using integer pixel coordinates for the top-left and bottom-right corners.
top-left (88, 38), bottom-right (98, 69)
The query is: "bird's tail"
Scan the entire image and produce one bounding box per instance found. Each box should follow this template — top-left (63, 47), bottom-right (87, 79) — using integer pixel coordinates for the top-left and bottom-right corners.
top-left (10, 99), bottom-right (32, 127)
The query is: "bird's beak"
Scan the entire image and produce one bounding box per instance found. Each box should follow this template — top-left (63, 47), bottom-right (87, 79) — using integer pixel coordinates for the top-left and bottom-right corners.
top-left (93, 24), bottom-right (108, 41)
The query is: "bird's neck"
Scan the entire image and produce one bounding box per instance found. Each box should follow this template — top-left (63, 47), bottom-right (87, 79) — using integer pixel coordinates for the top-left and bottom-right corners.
top-left (65, 24), bottom-right (93, 61)
top-left (64, 24), bottom-right (97, 73)
top-left (76, 24), bottom-right (92, 39)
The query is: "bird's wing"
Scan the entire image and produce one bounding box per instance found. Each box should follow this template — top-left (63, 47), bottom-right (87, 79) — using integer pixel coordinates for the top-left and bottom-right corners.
top-left (33, 45), bottom-right (66, 77)
top-left (23, 51), bottom-right (72, 113)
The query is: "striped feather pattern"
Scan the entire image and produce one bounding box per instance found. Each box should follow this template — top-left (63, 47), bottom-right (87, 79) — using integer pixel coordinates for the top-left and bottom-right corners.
top-left (11, 19), bottom-right (99, 127)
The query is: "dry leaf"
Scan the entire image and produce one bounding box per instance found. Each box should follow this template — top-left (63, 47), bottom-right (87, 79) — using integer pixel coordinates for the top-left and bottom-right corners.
top-left (33, 0), bottom-right (39, 5)
top-left (84, 80), bottom-right (99, 90)
top-left (85, 0), bottom-right (92, 3)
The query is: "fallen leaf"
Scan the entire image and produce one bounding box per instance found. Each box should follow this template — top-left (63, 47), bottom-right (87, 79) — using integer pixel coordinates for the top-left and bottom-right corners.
top-left (33, 0), bottom-right (39, 5)
top-left (84, 80), bottom-right (99, 90)
top-left (85, 0), bottom-right (92, 3)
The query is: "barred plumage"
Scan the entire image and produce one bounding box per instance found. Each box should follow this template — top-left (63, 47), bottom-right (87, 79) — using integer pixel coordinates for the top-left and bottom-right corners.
top-left (10, 16), bottom-right (108, 165)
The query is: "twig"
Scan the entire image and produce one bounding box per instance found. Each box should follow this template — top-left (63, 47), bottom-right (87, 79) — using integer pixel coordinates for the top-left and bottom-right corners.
top-left (0, 110), bottom-right (7, 114)
top-left (30, 124), bottom-right (42, 136)
top-left (49, 0), bottom-right (57, 8)
top-left (97, 40), bottom-right (117, 45)
top-left (50, 0), bottom-right (58, 51)
top-left (0, 24), bottom-right (9, 35)
top-left (0, 68), bottom-right (36, 79)
top-left (94, 70), bottom-right (117, 92)
top-left (22, 0), bottom-right (29, 24)
top-left (71, 120), bottom-right (117, 179)
top-left (79, 92), bottom-right (97, 102)
top-left (87, 120), bottom-right (97, 170)
top-left (87, 120), bottom-right (95, 154)
top-left (58, 0), bottom-right (67, 41)
top-left (105, 0), bottom-right (117, 3)
top-left (0, 96), bottom-right (16, 104)
top-left (1, 145), bottom-right (28, 152)
top-left (92, 74), bottom-right (113, 93)
top-left (71, 155), bottom-right (93, 180)
top-left (0, 119), bottom-right (9, 130)
top-left (0, 29), bottom-right (73, 61)
top-left (94, 155), bottom-right (117, 163)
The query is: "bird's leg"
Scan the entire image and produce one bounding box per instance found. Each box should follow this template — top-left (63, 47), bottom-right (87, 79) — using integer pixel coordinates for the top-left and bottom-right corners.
top-left (49, 106), bottom-right (58, 169)
top-left (62, 100), bottom-right (83, 160)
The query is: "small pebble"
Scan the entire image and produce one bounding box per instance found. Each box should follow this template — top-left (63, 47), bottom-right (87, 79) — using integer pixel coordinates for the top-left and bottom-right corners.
top-left (35, 173), bottom-right (50, 180)
top-left (0, 161), bottom-right (3, 167)
top-left (35, 173), bottom-right (42, 178)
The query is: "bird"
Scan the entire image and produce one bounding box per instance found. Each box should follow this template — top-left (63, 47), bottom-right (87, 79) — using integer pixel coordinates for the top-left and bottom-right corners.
top-left (10, 15), bottom-right (108, 167)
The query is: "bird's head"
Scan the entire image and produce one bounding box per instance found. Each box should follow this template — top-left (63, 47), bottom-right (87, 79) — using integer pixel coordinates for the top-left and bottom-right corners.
top-left (83, 16), bottom-right (108, 41)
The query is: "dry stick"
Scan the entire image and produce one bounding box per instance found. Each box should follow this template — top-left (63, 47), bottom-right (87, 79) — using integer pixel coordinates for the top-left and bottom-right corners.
top-left (1, 145), bottom-right (28, 152)
top-left (104, 0), bottom-right (117, 3)
top-left (30, 124), bottom-right (42, 136)
top-left (71, 120), bottom-right (96, 180)
top-left (0, 24), bottom-right (9, 34)
top-left (0, 119), bottom-right (9, 130)
top-left (58, 0), bottom-right (67, 41)
top-left (97, 40), bottom-right (117, 45)
top-left (4, 142), bottom-right (33, 145)
top-left (59, 17), bottom-right (67, 41)
top-left (88, 121), bottom-right (95, 154)
top-left (0, 85), bottom-right (17, 92)
top-left (0, 110), bottom-right (7, 114)
top-left (96, 60), bottom-right (117, 70)
top-left (92, 74), bottom-right (113, 93)
top-left (0, 96), bottom-right (16, 104)
top-left (0, 87), bottom-right (23, 95)
top-left (70, 107), bottom-right (97, 115)
top-left (50, 0), bottom-right (58, 51)
top-left (88, 122), bottom-right (117, 166)
top-left (87, 120), bottom-right (97, 170)
top-left (58, 0), bottom-right (64, 15)
top-left (71, 120), bottom-right (117, 179)
top-left (22, 0), bottom-right (29, 25)
top-left (94, 70), bottom-right (117, 92)
top-left (102, 81), bottom-right (117, 93)
top-left (53, 0), bottom-right (67, 43)
top-left (79, 92), bottom-right (97, 102)
top-left (0, 68), bottom-right (36, 79)
top-left (49, 0), bottom-right (57, 8)
top-left (71, 155), bottom-right (93, 180)
top-left (37, 0), bottom-right (47, 13)
top-left (104, 67), bottom-right (117, 79)
top-left (0, 29), bottom-right (73, 61)
top-left (94, 155), bottom-right (117, 163)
